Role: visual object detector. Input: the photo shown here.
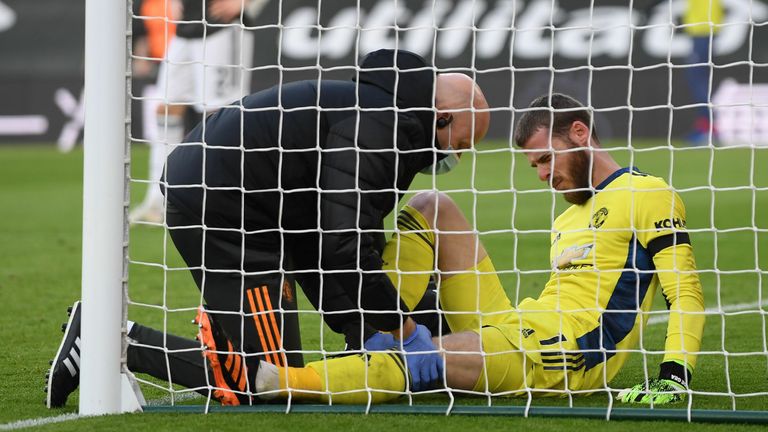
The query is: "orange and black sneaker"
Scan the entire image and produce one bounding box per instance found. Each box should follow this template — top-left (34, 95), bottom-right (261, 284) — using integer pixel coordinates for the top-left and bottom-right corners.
top-left (194, 306), bottom-right (251, 405)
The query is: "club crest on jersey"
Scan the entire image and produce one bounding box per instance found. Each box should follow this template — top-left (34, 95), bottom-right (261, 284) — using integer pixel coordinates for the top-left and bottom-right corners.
top-left (282, 280), bottom-right (295, 304)
top-left (553, 243), bottom-right (594, 269)
top-left (590, 207), bottom-right (609, 229)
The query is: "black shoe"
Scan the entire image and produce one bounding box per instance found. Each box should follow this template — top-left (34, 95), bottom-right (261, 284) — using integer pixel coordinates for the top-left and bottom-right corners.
top-left (45, 301), bottom-right (81, 408)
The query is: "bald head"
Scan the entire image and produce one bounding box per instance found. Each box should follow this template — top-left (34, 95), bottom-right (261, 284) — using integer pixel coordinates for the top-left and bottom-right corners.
top-left (434, 73), bottom-right (490, 152)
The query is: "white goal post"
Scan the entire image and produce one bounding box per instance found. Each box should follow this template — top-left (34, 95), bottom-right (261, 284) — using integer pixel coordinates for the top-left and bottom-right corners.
top-left (79, 0), bottom-right (768, 421)
top-left (80, 0), bottom-right (131, 415)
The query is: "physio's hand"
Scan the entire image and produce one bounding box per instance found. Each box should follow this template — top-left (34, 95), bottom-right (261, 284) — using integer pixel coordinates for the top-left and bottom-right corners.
top-left (364, 332), bottom-right (397, 352)
top-left (616, 378), bottom-right (687, 404)
top-left (402, 324), bottom-right (444, 391)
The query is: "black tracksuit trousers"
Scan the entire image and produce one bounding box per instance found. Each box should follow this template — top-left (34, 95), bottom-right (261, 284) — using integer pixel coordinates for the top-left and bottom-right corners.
top-left (126, 202), bottom-right (303, 397)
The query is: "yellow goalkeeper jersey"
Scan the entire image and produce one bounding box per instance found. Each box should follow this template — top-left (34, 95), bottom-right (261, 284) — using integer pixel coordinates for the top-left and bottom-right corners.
top-left (541, 167), bottom-right (705, 383)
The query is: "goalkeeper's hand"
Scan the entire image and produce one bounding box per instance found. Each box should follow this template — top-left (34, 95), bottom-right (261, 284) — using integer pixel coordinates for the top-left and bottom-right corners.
top-left (616, 378), bottom-right (686, 404)
top-left (402, 324), bottom-right (444, 392)
top-left (617, 360), bottom-right (691, 405)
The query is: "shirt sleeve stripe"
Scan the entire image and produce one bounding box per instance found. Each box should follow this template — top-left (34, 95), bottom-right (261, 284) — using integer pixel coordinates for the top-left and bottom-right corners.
top-left (647, 232), bottom-right (691, 258)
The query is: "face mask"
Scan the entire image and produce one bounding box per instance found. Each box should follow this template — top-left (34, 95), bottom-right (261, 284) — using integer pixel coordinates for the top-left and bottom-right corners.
top-left (421, 123), bottom-right (460, 175)
top-left (420, 143), bottom-right (460, 175)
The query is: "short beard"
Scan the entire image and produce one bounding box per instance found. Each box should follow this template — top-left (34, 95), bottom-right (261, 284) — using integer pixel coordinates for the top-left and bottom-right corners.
top-left (562, 145), bottom-right (593, 205)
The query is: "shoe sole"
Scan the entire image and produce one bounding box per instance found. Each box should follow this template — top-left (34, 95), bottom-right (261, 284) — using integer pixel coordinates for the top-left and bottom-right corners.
top-left (46, 301), bottom-right (80, 409)
top-left (194, 307), bottom-right (241, 406)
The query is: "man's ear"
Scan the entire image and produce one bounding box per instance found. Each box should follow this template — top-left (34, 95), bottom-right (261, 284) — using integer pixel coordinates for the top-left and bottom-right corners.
top-left (569, 120), bottom-right (591, 147)
top-left (436, 113), bottom-right (454, 129)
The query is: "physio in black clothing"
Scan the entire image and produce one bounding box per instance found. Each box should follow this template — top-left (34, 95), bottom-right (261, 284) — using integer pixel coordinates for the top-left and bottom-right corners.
top-left (47, 49), bottom-right (490, 407)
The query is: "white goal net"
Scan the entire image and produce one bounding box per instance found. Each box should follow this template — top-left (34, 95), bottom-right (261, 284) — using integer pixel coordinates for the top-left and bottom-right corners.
top-left (96, 0), bottom-right (768, 419)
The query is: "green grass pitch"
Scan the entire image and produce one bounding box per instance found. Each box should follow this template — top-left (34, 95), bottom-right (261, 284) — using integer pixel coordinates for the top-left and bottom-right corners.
top-left (0, 142), bottom-right (766, 430)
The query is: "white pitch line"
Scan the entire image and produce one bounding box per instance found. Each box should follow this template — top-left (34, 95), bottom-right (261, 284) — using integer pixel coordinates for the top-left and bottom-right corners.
top-left (0, 413), bottom-right (79, 431)
top-left (0, 392), bottom-right (204, 430)
top-left (647, 299), bottom-right (768, 326)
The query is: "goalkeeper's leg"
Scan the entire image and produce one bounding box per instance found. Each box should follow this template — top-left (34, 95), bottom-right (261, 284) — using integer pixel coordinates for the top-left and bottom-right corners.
top-left (255, 192), bottom-right (524, 402)
top-left (410, 192), bottom-right (527, 393)
top-left (257, 352), bottom-right (408, 404)
top-left (384, 191), bottom-right (495, 334)
top-left (384, 192), bottom-right (490, 310)
top-left (403, 192), bottom-right (513, 333)
top-left (382, 202), bottom-right (449, 335)
top-left (254, 329), bottom-right (529, 403)
top-left (382, 202), bottom-right (436, 311)
top-left (406, 192), bottom-right (489, 281)
top-left (389, 192), bottom-right (523, 393)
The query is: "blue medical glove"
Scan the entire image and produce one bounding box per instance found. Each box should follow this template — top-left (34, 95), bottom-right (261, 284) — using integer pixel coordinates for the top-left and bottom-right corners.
top-left (364, 332), bottom-right (397, 352)
top-left (402, 324), bottom-right (444, 391)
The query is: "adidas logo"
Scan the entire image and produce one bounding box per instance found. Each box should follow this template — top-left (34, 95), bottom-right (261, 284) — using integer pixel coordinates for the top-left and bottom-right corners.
top-left (62, 337), bottom-right (81, 377)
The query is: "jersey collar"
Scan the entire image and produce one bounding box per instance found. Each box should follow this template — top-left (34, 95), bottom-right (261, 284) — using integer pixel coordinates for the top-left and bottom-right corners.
top-left (595, 167), bottom-right (640, 191)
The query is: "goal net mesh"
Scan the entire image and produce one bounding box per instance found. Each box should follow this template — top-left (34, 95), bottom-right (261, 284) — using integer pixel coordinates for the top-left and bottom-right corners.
top-left (125, 0), bottom-right (768, 416)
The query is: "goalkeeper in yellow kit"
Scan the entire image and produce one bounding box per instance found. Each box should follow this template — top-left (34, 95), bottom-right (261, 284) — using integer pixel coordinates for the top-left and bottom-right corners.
top-left (255, 93), bottom-right (706, 405)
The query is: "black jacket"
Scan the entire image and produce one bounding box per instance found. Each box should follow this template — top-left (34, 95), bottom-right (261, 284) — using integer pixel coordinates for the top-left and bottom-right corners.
top-left (164, 49), bottom-right (439, 346)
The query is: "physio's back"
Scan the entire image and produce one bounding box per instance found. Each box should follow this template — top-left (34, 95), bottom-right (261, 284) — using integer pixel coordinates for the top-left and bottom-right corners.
top-left (163, 78), bottom-right (393, 228)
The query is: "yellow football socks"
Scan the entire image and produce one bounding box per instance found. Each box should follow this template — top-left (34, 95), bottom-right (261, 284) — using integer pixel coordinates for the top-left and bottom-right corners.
top-left (277, 352), bottom-right (407, 404)
top-left (382, 205), bottom-right (436, 310)
top-left (272, 364), bottom-right (323, 401)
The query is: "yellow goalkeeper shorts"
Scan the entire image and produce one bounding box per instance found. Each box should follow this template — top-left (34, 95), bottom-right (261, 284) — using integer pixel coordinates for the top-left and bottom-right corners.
top-left (439, 257), bottom-right (602, 395)
top-left (473, 297), bottom-right (601, 396)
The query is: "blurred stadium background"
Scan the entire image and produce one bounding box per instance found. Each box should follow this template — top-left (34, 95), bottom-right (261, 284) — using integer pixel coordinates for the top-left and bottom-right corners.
top-left (1, 0), bottom-right (766, 430)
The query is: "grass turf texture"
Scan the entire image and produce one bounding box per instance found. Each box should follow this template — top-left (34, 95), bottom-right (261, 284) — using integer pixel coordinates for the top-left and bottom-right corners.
top-left (0, 142), bottom-right (766, 430)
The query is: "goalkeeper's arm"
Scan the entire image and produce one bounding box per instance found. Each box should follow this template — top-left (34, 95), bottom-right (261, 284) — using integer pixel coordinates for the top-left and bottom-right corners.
top-left (619, 239), bottom-right (705, 404)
